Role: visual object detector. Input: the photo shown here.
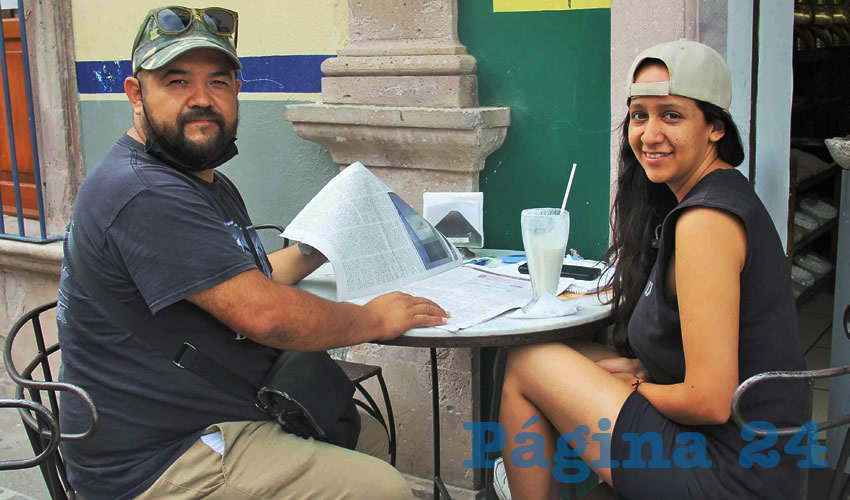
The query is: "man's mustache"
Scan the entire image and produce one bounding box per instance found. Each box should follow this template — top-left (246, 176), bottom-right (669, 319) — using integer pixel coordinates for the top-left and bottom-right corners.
top-left (178, 108), bottom-right (225, 128)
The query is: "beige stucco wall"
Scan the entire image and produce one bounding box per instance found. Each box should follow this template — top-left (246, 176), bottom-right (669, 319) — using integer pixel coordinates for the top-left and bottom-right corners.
top-left (609, 0), bottom-right (698, 204)
top-left (71, 0), bottom-right (348, 62)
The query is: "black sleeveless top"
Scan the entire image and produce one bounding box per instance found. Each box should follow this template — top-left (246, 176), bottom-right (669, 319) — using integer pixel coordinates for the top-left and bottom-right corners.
top-left (627, 168), bottom-right (806, 497)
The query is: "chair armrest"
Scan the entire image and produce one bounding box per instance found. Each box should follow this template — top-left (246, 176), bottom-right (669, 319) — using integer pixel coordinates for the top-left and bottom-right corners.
top-left (12, 352), bottom-right (100, 442)
top-left (255, 224), bottom-right (289, 248)
top-left (254, 224), bottom-right (285, 233)
top-left (0, 399), bottom-right (60, 471)
top-left (4, 301), bottom-right (99, 442)
top-left (731, 366), bottom-right (850, 437)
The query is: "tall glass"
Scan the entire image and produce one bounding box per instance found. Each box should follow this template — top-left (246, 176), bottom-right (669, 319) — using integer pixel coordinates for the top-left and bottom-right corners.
top-left (520, 208), bottom-right (570, 306)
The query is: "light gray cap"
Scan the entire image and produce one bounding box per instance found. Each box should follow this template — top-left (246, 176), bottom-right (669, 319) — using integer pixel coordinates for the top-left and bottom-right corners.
top-left (626, 40), bottom-right (732, 110)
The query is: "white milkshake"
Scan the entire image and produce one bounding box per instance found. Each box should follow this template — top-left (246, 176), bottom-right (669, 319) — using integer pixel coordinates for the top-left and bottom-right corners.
top-left (526, 236), bottom-right (569, 296)
top-left (520, 208), bottom-right (570, 301)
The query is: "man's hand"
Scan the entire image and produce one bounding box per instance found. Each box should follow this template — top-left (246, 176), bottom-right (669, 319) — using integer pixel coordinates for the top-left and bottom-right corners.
top-left (364, 292), bottom-right (450, 341)
top-left (595, 357), bottom-right (650, 383)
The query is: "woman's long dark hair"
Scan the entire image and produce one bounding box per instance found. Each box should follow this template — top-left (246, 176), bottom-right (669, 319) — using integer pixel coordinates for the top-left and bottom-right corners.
top-left (603, 99), bottom-right (744, 357)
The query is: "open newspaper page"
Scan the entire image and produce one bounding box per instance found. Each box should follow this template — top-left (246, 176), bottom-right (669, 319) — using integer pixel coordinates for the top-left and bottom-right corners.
top-left (349, 266), bottom-right (535, 331)
top-left (283, 162), bottom-right (463, 300)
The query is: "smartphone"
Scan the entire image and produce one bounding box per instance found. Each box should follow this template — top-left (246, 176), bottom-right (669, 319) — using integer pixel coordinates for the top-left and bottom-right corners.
top-left (518, 262), bottom-right (602, 281)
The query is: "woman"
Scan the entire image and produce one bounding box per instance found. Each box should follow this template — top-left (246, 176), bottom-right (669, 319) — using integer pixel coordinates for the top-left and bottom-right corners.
top-left (498, 40), bottom-right (806, 499)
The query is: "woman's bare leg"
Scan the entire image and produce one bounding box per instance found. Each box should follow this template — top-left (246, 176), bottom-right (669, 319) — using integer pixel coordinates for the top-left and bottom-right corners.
top-left (499, 386), bottom-right (562, 500)
top-left (500, 342), bottom-right (633, 499)
top-left (563, 338), bottom-right (620, 362)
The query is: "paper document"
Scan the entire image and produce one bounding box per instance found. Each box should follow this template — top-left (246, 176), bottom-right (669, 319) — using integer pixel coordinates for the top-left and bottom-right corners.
top-left (351, 266), bottom-right (560, 332)
top-left (284, 162), bottom-right (462, 300)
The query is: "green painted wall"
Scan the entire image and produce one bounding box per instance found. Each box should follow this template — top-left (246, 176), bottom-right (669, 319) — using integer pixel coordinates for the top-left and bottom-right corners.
top-left (458, 4), bottom-right (612, 259)
top-left (78, 100), bottom-right (338, 253)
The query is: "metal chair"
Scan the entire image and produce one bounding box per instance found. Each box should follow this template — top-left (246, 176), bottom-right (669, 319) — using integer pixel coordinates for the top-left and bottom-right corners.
top-left (256, 223), bottom-right (398, 465)
top-left (3, 301), bottom-right (100, 500)
top-left (0, 398), bottom-right (60, 470)
top-left (732, 361), bottom-right (850, 500)
top-left (337, 359), bottom-right (397, 465)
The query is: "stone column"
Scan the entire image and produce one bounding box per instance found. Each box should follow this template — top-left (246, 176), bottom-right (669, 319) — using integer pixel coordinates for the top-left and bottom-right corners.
top-left (285, 1), bottom-right (509, 496)
top-left (23, 0), bottom-right (83, 235)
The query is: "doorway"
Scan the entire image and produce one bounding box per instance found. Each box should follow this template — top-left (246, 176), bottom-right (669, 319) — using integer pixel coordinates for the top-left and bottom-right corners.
top-left (0, 8), bottom-right (38, 219)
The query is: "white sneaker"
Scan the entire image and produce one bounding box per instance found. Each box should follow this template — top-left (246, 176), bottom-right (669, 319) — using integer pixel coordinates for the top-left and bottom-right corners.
top-left (493, 456), bottom-right (512, 500)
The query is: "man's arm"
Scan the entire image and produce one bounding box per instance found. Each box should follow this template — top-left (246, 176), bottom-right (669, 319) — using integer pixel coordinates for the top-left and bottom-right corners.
top-left (187, 269), bottom-right (449, 351)
top-left (267, 244), bottom-right (326, 285)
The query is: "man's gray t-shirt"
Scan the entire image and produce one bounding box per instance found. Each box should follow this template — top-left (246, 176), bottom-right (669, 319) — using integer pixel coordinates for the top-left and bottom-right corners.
top-left (57, 134), bottom-right (278, 499)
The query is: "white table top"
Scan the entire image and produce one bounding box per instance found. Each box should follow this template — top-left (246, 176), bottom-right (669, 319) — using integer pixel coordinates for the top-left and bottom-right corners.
top-left (297, 250), bottom-right (613, 348)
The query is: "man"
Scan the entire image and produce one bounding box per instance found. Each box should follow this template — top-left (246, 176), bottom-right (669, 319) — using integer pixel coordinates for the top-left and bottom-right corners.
top-left (57, 7), bottom-right (448, 499)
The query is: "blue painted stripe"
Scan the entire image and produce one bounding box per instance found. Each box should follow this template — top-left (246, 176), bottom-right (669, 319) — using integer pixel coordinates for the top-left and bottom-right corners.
top-left (238, 54), bottom-right (330, 93)
top-left (76, 60), bottom-right (132, 94)
top-left (75, 54), bottom-right (332, 94)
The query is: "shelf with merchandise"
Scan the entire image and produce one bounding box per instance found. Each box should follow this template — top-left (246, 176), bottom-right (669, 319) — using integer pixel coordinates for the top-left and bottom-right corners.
top-left (794, 268), bottom-right (835, 305)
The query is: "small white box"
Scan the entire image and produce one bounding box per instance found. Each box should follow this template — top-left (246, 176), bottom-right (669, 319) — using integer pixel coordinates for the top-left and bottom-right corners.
top-left (422, 192), bottom-right (484, 248)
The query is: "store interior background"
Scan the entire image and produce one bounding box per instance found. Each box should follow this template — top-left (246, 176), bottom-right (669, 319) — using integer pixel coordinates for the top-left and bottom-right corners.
top-left (789, 0), bottom-right (850, 446)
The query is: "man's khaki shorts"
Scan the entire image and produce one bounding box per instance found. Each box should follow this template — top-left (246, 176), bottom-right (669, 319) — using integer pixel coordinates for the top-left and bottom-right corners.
top-left (136, 409), bottom-right (412, 499)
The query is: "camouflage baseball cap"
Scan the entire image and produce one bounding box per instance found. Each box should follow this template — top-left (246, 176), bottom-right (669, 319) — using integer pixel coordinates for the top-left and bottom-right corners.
top-left (131, 9), bottom-right (241, 74)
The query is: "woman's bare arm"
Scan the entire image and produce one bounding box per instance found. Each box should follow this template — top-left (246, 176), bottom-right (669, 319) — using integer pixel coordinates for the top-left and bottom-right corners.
top-left (636, 207), bottom-right (746, 425)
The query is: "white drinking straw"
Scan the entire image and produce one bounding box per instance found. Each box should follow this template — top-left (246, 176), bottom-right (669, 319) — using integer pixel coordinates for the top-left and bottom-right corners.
top-left (560, 163), bottom-right (577, 212)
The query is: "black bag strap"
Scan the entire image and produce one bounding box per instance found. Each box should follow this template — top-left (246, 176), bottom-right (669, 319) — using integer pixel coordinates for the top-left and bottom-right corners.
top-left (66, 225), bottom-right (259, 403)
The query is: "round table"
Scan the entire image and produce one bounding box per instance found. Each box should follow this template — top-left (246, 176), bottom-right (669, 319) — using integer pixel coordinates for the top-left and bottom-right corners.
top-left (298, 261), bottom-right (613, 499)
top-left (298, 262), bottom-right (612, 347)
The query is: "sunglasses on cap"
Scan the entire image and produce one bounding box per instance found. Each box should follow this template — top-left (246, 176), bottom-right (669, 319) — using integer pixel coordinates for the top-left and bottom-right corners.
top-left (132, 6), bottom-right (239, 52)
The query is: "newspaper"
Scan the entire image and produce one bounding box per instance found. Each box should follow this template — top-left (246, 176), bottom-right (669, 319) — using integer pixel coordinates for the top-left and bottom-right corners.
top-left (350, 266), bottom-right (540, 331)
top-left (284, 162), bottom-right (463, 301)
top-left (284, 162), bottom-right (570, 331)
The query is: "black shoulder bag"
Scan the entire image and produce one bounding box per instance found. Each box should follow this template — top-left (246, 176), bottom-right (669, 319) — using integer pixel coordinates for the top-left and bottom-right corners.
top-left (256, 350), bottom-right (360, 447)
top-left (66, 224), bottom-right (361, 449)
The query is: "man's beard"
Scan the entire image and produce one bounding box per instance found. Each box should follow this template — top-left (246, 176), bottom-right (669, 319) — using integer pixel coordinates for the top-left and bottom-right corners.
top-left (141, 101), bottom-right (238, 168)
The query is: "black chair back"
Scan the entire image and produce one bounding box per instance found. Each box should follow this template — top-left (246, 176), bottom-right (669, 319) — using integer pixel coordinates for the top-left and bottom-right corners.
top-left (732, 365), bottom-right (850, 500)
top-left (3, 301), bottom-right (99, 500)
